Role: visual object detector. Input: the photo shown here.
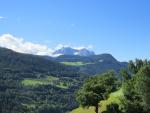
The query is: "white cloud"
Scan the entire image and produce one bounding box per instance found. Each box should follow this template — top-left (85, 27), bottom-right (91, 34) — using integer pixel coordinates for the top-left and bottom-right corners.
top-left (0, 34), bottom-right (53, 56)
top-left (0, 34), bottom-right (94, 56)
top-left (55, 44), bottom-right (93, 51)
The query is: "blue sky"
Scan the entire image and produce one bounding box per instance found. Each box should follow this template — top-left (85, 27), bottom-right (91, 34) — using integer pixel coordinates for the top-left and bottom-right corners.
top-left (0, 0), bottom-right (150, 61)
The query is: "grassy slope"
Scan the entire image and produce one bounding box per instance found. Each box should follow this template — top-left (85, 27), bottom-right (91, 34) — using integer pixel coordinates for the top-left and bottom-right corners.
top-left (22, 76), bottom-right (68, 89)
top-left (61, 62), bottom-right (94, 66)
top-left (22, 76), bottom-right (58, 86)
top-left (71, 88), bottom-right (124, 113)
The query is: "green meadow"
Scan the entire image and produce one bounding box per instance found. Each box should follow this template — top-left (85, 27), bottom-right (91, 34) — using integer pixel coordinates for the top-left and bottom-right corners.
top-left (22, 76), bottom-right (68, 89)
top-left (22, 76), bottom-right (59, 86)
top-left (61, 62), bottom-right (94, 66)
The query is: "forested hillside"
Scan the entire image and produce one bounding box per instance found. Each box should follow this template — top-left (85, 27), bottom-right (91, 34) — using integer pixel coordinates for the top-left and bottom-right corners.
top-left (0, 47), bottom-right (129, 113)
top-left (0, 47), bottom-right (88, 113)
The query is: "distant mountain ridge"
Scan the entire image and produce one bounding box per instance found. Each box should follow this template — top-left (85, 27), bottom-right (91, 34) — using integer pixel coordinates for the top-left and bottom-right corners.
top-left (52, 47), bottom-right (95, 56)
top-left (0, 34), bottom-right (95, 57)
top-left (50, 54), bottom-right (128, 75)
top-left (0, 46), bottom-right (127, 76)
top-left (0, 47), bottom-right (78, 74)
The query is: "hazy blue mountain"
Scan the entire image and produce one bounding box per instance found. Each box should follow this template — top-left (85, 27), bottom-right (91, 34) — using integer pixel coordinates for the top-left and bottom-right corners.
top-left (52, 47), bottom-right (95, 56)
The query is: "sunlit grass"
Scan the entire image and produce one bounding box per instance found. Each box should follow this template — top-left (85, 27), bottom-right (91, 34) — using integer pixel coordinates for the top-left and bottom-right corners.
top-left (56, 82), bottom-right (68, 89)
top-left (22, 103), bottom-right (36, 109)
top-left (71, 106), bottom-right (95, 113)
top-left (70, 88), bottom-right (124, 113)
top-left (22, 76), bottom-right (70, 89)
top-left (22, 76), bottom-right (59, 86)
top-left (100, 88), bottom-right (124, 112)
top-left (61, 62), bottom-right (94, 66)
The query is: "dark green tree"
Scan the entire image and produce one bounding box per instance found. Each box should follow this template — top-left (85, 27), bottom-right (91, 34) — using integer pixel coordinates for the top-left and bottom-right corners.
top-left (122, 77), bottom-right (143, 113)
top-left (120, 69), bottom-right (131, 81)
top-left (122, 59), bottom-right (150, 113)
top-left (102, 103), bottom-right (121, 113)
top-left (128, 59), bottom-right (150, 74)
top-left (135, 65), bottom-right (150, 111)
top-left (76, 71), bottom-right (117, 113)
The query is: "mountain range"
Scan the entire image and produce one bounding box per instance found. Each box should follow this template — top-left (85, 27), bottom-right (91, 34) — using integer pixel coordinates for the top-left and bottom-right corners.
top-left (52, 47), bottom-right (95, 56)
top-left (0, 46), bottom-right (127, 75)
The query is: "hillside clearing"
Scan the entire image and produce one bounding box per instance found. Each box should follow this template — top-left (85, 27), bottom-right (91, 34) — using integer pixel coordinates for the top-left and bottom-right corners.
top-left (60, 62), bottom-right (94, 66)
top-left (22, 76), bottom-right (59, 86)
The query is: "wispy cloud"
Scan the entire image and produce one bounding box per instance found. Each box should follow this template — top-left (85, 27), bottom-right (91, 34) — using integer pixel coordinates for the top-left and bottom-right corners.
top-left (0, 34), bottom-right (93, 56)
top-left (0, 16), bottom-right (4, 19)
top-left (55, 44), bottom-right (93, 50)
top-left (0, 16), bottom-right (5, 22)
top-left (55, 44), bottom-right (70, 50)
top-left (70, 24), bottom-right (75, 27)
top-left (74, 45), bottom-right (94, 50)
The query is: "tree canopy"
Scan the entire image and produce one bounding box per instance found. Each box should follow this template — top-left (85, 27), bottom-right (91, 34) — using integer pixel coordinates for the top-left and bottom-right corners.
top-left (76, 71), bottom-right (117, 113)
top-left (122, 59), bottom-right (150, 113)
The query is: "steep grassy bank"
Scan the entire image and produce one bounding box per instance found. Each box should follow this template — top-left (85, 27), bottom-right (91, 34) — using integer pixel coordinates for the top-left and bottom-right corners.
top-left (71, 88), bottom-right (124, 113)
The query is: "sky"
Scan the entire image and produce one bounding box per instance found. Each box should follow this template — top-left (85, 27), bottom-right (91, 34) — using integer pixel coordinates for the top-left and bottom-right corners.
top-left (0, 0), bottom-right (150, 61)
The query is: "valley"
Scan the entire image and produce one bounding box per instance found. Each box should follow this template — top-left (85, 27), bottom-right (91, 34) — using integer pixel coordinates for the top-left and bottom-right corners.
top-left (0, 47), bottom-right (127, 113)
top-left (1, 47), bottom-right (150, 113)
top-left (0, 1), bottom-right (149, 113)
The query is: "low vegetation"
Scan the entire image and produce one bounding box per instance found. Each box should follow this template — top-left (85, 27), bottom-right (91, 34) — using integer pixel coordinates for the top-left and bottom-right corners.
top-left (61, 61), bottom-right (94, 66)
